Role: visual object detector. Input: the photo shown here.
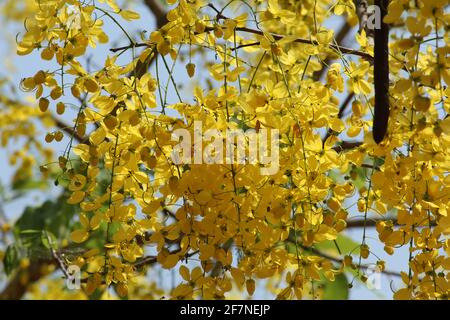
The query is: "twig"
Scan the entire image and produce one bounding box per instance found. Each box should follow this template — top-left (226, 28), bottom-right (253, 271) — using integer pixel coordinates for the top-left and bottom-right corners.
top-left (133, 0), bottom-right (169, 79)
top-left (346, 218), bottom-right (436, 228)
top-left (45, 232), bottom-right (70, 279)
top-left (323, 93), bottom-right (354, 144)
top-left (313, 22), bottom-right (352, 81)
top-left (332, 141), bottom-right (363, 152)
top-left (204, 4), bottom-right (373, 61)
top-left (215, 27), bottom-right (373, 61)
top-left (110, 43), bottom-right (148, 53)
top-left (298, 243), bottom-right (401, 277)
top-left (52, 116), bottom-right (87, 144)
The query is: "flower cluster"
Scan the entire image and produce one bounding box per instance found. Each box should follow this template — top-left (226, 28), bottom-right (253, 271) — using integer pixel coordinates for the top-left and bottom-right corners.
top-left (1, 0), bottom-right (449, 299)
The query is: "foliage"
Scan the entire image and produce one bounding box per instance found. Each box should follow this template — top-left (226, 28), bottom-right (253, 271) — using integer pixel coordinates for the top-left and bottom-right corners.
top-left (0, 0), bottom-right (449, 300)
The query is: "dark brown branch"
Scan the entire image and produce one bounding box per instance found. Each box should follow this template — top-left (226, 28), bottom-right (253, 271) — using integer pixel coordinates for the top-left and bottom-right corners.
top-left (110, 43), bottom-right (148, 53)
top-left (346, 218), bottom-right (436, 228)
top-left (230, 42), bottom-right (259, 51)
top-left (360, 163), bottom-right (380, 170)
top-left (323, 93), bottom-right (354, 144)
top-left (299, 243), bottom-right (401, 277)
top-left (133, 0), bottom-right (169, 79)
top-left (0, 259), bottom-right (55, 300)
top-left (111, 28), bottom-right (365, 66)
top-left (2, 95), bottom-right (88, 144)
top-left (313, 22), bottom-right (352, 81)
top-left (373, 0), bottom-right (390, 143)
top-left (216, 26), bottom-right (373, 61)
top-left (332, 141), bottom-right (363, 152)
top-left (206, 3), bottom-right (373, 62)
top-left (52, 116), bottom-right (87, 144)
top-left (143, 0), bottom-right (167, 27)
top-left (133, 250), bottom-right (199, 269)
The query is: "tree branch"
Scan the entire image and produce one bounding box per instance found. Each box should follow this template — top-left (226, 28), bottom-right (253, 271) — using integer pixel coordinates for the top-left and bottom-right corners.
top-left (51, 116), bottom-right (87, 144)
top-left (143, 0), bottom-right (167, 27)
top-left (0, 259), bottom-right (55, 300)
top-left (313, 22), bottom-right (352, 81)
top-left (323, 93), bottom-right (354, 144)
top-left (215, 26), bottom-right (373, 61)
top-left (206, 3), bottom-right (373, 62)
top-left (346, 218), bottom-right (436, 228)
top-left (298, 243), bottom-right (402, 277)
top-left (110, 43), bottom-right (148, 53)
top-left (332, 141), bottom-right (363, 152)
top-left (133, 0), bottom-right (169, 79)
top-left (372, 0), bottom-right (390, 143)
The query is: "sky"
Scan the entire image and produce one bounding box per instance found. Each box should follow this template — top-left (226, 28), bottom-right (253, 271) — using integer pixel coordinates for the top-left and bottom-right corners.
top-left (0, 0), bottom-right (410, 300)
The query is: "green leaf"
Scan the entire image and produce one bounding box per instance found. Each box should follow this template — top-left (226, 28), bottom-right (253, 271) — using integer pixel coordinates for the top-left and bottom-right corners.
top-left (18, 229), bottom-right (42, 249)
top-left (328, 169), bottom-right (344, 184)
top-left (322, 273), bottom-right (349, 300)
top-left (9, 197), bottom-right (80, 263)
top-left (12, 178), bottom-right (48, 192)
top-left (351, 166), bottom-right (367, 189)
top-left (41, 231), bottom-right (57, 249)
top-left (3, 244), bottom-right (20, 275)
top-left (14, 196), bottom-right (78, 239)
